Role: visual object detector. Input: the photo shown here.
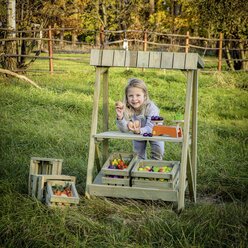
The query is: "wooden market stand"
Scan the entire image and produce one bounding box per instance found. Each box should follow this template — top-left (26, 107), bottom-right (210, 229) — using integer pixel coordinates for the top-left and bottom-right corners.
top-left (86, 49), bottom-right (204, 210)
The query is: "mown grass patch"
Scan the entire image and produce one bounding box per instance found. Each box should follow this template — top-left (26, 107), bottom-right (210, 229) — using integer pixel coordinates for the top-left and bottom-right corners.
top-left (0, 55), bottom-right (247, 247)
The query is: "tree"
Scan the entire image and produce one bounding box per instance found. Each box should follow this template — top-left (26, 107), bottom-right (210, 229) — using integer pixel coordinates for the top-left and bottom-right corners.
top-left (188, 0), bottom-right (248, 70)
top-left (3, 0), bottom-right (17, 70)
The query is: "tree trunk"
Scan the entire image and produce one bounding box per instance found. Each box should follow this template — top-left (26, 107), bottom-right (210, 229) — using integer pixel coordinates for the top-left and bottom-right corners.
top-left (72, 31), bottom-right (77, 48)
top-left (239, 42), bottom-right (248, 70)
top-left (150, 0), bottom-right (155, 15)
top-left (59, 24), bottom-right (64, 49)
top-left (225, 44), bottom-right (235, 71)
top-left (4, 0), bottom-right (17, 70)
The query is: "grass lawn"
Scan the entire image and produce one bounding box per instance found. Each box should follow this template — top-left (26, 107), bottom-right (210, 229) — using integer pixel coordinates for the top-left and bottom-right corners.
top-left (0, 54), bottom-right (247, 247)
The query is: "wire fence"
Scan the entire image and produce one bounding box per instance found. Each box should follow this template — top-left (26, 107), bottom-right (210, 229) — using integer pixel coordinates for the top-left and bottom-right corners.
top-left (1, 27), bottom-right (247, 73)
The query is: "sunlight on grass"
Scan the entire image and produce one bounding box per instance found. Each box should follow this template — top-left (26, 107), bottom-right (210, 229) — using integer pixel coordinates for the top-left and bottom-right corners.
top-left (0, 55), bottom-right (247, 247)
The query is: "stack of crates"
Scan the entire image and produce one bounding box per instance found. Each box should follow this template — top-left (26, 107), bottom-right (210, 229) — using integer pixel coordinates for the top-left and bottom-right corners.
top-left (29, 157), bottom-right (79, 206)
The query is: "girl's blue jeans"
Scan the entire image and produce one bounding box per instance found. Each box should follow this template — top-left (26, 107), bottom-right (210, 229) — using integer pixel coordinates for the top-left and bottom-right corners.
top-left (133, 140), bottom-right (164, 160)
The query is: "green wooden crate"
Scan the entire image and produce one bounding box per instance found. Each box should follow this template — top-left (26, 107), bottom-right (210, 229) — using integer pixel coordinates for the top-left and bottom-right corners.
top-left (131, 160), bottom-right (180, 189)
top-left (45, 180), bottom-right (79, 207)
top-left (101, 152), bottom-right (138, 177)
top-left (102, 176), bottom-right (130, 186)
top-left (29, 157), bottom-right (63, 195)
top-left (131, 160), bottom-right (179, 179)
top-left (101, 152), bottom-right (137, 186)
top-left (30, 174), bottom-right (76, 201)
top-left (132, 172), bottom-right (179, 189)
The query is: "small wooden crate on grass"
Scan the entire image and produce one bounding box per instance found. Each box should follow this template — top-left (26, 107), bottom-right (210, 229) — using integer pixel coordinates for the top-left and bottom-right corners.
top-left (46, 180), bottom-right (80, 207)
top-left (30, 157), bottom-right (63, 175)
top-left (101, 152), bottom-right (138, 186)
top-left (28, 157), bottom-right (63, 195)
top-left (30, 174), bottom-right (76, 201)
top-left (131, 160), bottom-right (180, 189)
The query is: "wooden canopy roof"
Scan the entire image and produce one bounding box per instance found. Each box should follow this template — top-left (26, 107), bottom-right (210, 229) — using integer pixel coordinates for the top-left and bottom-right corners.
top-left (90, 49), bottom-right (204, 70)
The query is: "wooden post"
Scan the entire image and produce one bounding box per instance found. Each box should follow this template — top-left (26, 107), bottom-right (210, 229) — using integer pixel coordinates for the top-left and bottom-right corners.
top-left (185, 31), bottom-right (190, 53)
top-left (100, 26), bottom-right (105, 49)
top-left (178, 70), bottom-right (193, 211)
top-left (218, 32), bottom-right (223, 72)
top-left (191, 70), bottom-right (198, 202)
top-left (142, 30), bottom-right (148, 72)
top-left (85, 67), bottom-right (102, 197)
top-left (48, 25), bottom-right (54, 73)
top-left (143, 30), bottom-right (147, 52)
top-left (102, 69), bottom-right (109, 163)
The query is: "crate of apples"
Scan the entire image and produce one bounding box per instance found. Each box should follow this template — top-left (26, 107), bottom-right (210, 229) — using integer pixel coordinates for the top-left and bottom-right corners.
top-left (131, 160), bottom-right (180, 189)
top-left (101, 152), bottom-right (137, 177)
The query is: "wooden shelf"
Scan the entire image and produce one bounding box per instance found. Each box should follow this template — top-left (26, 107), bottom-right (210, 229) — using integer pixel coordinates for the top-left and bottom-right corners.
top-left (94, 131), bottom-right (184, 143)
top-left (89, 171), bottom-right (179, 202)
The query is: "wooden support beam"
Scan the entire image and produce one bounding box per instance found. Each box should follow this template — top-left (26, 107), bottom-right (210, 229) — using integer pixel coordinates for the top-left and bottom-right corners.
top-left (85, 67), bottom-right (102, 197)
top-left (95, 144), bottom-right (101, 173)
top-left (187, 148), bottom-right (195, 202)
top-left (102, 69), bottom-right (109, 163)
top-left (178, 70), bottom-right (193, 211)
top-left (191, 70), bottom-right (198, 201)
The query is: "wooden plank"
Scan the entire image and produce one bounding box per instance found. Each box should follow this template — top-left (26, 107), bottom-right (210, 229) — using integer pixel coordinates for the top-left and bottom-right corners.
top-left (52, 160), bottom-right (62, 175)
top-left (185, 53), bottom-right (198, 70)
top-left (102, 50), bottom-right (114, 66)
top-left (102, 69), bottom-right (109, 162)
top-left (187, 148), bottom-right (195, 202)
top-left (178, 70), bottom-right (193, 211)
top-left (31, 175), bottom-right (38, 197)
top-left (149, 52), bottom-right (162, 68)
top-left (137, 51), bottom-right (150, 68)
top-left (88, 183), bottom-right (178, 202)
top-left (90, 49), bottom-right (102, 66)
top-left (94, 131), bottom-right (184, 143)
top-left (102, 177), bottom-right (130, 186)
top-left (173, 53), bottom-right (186, 69)
top-left (125, 51), bottom-right (138, 67)
top-left (191, 70), bottom-right (198, 201)
top-left (113, 50), bottom-right (126, 67)
top-left (161, 52), bottom-right (173, 69)
top-left (85, 68), bottom-right (102, 197)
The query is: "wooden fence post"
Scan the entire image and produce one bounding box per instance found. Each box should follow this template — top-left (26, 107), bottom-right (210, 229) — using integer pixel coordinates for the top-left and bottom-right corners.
top-left (100, 25), bottom-right (105, 49)
top-left (143, 30), bottom-right (147, 51)
top-left (218, 32), bottom-right (223, 72)
top-left (48, 25), bottom-right (54, 73)
top-left (185, 31), bottom-right (189, 53)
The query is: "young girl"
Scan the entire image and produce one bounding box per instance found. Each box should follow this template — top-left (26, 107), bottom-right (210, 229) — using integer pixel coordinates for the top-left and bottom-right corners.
top-left (115, 78), bottom-right (164, 160)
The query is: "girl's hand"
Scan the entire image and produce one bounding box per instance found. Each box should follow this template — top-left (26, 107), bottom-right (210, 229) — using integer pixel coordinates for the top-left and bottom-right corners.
top-left (115, 101), bottom-right (124, 120)
top-left (128, 120), bottom-right (141, 134)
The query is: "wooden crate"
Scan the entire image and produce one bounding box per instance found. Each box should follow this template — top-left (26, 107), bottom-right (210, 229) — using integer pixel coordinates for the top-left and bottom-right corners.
top-left (45, 180), bottom-right (79, 207)
top-left (29, 157), bottom-right (63, 195)
top-left (29, 157), bottom-right (63, 175)
top-left (131, 160), bottom-right (180, 189)
top-left (30, 174), bottom-right (76, 201)
top-left (101, 152), bottom-right (138, 186)
top-left (102, 176), bottom-right (130, 186)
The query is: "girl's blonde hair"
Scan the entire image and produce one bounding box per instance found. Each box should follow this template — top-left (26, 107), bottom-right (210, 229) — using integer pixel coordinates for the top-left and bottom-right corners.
top-left (123, 78), bottom-right (151, 119)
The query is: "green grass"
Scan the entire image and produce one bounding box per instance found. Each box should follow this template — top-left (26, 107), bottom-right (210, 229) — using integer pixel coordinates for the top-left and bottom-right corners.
top-left (0, 54), bottom-right (247, 247)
